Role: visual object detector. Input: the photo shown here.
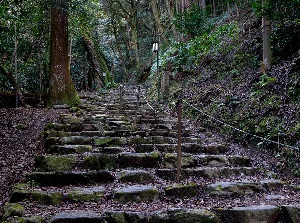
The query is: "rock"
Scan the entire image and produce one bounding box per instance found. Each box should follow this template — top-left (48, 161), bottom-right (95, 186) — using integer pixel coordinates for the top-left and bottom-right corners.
top-left (202, 143), bottom-right (229, 154)
top-left (281, 205), bottom-right (300, 223)
top-left (59, 136), bottom-right (92, 145)
top-left (66, 187), bottom-right (105, 202)
top-left (119, 152), bottom-right (160, 168)
top-left (163, 153), bottom-right (197, 168)
top-left (114, 185), bottom-right (159, 203)
top-left (168, 209), bottom-right (219, 223)
top-left (164, 182), bottom-right (198, 197)
top-left (206, 181), bottom-right (264, 196)
top-left (118, 170), bottom-right (155, 183)
top-left (83, 154), bottom-right (117, 170)
top-left (93, 137), bottom-right (127, 147)
top-left (217, 205), bottom-right (281, 223)
top-left (48, 145), bottom-right (93, 154)
top-left (27, 171), bottom-right (115, 186)
top-left (261, 179), bottom-right (284, 191)
top-left (3, 203), bottom-right (25, 219)
top-left (199, 155), bottom-right (229, 167)
top-left (50, 211), bottom-right (102, 223)
top-left (35, 155), bottom-right (76, 171)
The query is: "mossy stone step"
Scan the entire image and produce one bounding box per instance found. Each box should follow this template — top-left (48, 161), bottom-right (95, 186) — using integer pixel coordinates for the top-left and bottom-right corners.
top-left (66, 186), bottom-right (105, 202)
top-left (26, 171), bottom-right (114, 186)
top-left (216, 205), bottom-right (281, 223)
top-left (128, 136), bottom-right (176, 145)
top-left (164, 182), bottom-right (198, 198)
top-left (46, 136), bottom-right (127, 147)
top-left (50, 211), bottom-right (102, 223)
top-left (157, 167), bottom-right (258, 180)
top-left (118, 152), bottom-right (160, 168)
top-left (103, 130), bottom-right (146, 137)
top-left (104, 209), bottom-right (219, 223)
top-left (135, 143), bottom-right (229, 154)
top-left (113, 185), bottom-right (159, 203)
top-left (10, 184), bottom-right (105, 204)
top-left (48, 145), bottom-right (93, 154)
top-left (118, 170), bottom-right (155, 183)
top-left (206, 181), bottom-right (265, 196)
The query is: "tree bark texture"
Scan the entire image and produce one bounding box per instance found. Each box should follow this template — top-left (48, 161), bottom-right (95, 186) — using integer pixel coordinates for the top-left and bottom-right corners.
top-left (48, 5), bottom-right (79, 106)
top-left (0, 65), bottom-right (25, 105)
top-left (151, 0), bottom-right (168, 43)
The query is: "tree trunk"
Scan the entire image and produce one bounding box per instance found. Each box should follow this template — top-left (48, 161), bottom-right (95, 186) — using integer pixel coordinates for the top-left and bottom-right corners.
top-left (151, 0), bottom-right (168, 43)
top-left (262, 17), bottom-right (272, 70)
top-left (130, 0), bottom-right (141, 77)
top-left (0, 65), bottom-right (25, 105)
top-left (212, 0), bottom-right (216, 16)
top-left (201, 0), bottom-right (206, 10)
top-left (165, 0), bottom-right (177, 37)
top-left (48, 4), bottom-right (79, 106)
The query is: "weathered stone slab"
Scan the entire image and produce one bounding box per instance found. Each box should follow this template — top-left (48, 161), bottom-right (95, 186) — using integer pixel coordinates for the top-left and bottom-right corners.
top-left (163, 153), bottom-right (197, 168)
top-left (261, 179), bottom-right (284, 191)
top-left (48, 145), bottom-right (93, 154)
top-left (50, 211), bottom-right (103, 223)
top-left (206, 181), bottom-right (264, 196)
top-left (202, 143), bottom-right (229, 154)
top-left (93, 137), bottom-right (127, 147)
top-left (27, 171), bottom-right (114, 186)
top-left (10, 184), bottom-right (63, 205)
top-left (167, 209), bottom-right (219, 223)
top-left (114, 185), bottom-right (159, 203)
top-left (59, 136), bottom-right (92, 145)
top-left (83, 153), bottom-right (117, 170)
top-left (281, 205), bottom-right (300, 223)
top-left (118, 170), bottom-right (155, 183)
top-left (217, 205), bottom-right (281, 223)
top-left (164, 182), bottom-right (198, 198)
top-left (35, 155), bottom-right (76, 172)
top-left (66, 187), bottom-right (105, 202)
top-left (119, 152), bottom-right (160, 168)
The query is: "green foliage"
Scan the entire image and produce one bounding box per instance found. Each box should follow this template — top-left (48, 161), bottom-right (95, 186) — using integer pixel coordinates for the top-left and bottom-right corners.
top-left (252, 0), bottom-right (300, 23)
top-left (174, 5), bottom-right (212, 37)
top-left (189, 22), bottom-right (239, 63)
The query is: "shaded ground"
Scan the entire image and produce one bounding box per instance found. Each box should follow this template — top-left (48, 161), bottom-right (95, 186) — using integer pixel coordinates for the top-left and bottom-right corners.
top-left (0, 108), bottom-right (65, 215)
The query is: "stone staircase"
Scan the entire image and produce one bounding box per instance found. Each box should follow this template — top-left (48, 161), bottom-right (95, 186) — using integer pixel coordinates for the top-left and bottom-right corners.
top-left (2, 86), bottom-right (299, 223)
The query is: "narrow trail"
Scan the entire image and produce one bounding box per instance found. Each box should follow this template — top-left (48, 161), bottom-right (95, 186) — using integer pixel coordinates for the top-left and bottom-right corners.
top-left (2, 86), bottom-right (299, 223)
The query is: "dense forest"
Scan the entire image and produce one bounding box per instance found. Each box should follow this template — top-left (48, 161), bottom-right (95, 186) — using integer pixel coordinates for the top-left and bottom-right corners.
top-left (1, 0), bottom-right (300, 174)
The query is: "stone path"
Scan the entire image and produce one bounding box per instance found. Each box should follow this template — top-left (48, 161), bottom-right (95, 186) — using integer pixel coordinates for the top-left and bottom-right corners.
top-left (2, 86), bottom-right (300, 223)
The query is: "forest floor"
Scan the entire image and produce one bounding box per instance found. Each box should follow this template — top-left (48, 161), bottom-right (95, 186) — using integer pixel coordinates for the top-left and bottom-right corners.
top-left (0, 108), bottom-right (66, 216)
top-left (0, 106), bottom-right (299, 217)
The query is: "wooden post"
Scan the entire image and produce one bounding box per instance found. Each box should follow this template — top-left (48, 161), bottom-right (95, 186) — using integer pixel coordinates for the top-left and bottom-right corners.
top-left (119, 84), bottom-right (124, 112)
top-left (161, 71), bottom-right (170, 101)
top-left (176, 96), bottom-right (182, 182)
top-left (134, 85), bottom-right (141, 125)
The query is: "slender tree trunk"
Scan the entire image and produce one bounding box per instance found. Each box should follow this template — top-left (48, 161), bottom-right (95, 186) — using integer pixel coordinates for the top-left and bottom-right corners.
top-left (201, 0), bottom-right (206, 10)
top-left (0, 65), bottom-right (25, 105)
top-left (262, 17), bottom-right (272, 70)
top-left (165, 0), bottom-right (177, 37)
top-left (151, 0), bottom-right (168, 43)
top-left (212, 0), bottom-right (216, 16)
top-left (48, 4), bottom-right (79, 106)
top-left (130, 0), bottom-right (141, 76)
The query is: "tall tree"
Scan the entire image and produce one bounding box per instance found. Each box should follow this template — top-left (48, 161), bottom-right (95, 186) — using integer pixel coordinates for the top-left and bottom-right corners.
top-left (48, 1), bottom-right (80, 106)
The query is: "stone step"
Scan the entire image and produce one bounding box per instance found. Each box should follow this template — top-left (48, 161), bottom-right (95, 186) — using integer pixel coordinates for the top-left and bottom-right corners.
top-left (162, 153), bottom-right (251, 168)
top-left (26, 171), bottom-right (115, 186)
top-left (113, 185), bottom-right (159, 203)
top-left (157, 167), bottom-right (259, 180)
top-left (135, 143), bottom-right (229, 154)
top-left (45, 136), bottom-right (128, 149)
top-left (6, 205), bottom-right (299, 223)
top-left (35, 152), bottom-right (250, 172)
